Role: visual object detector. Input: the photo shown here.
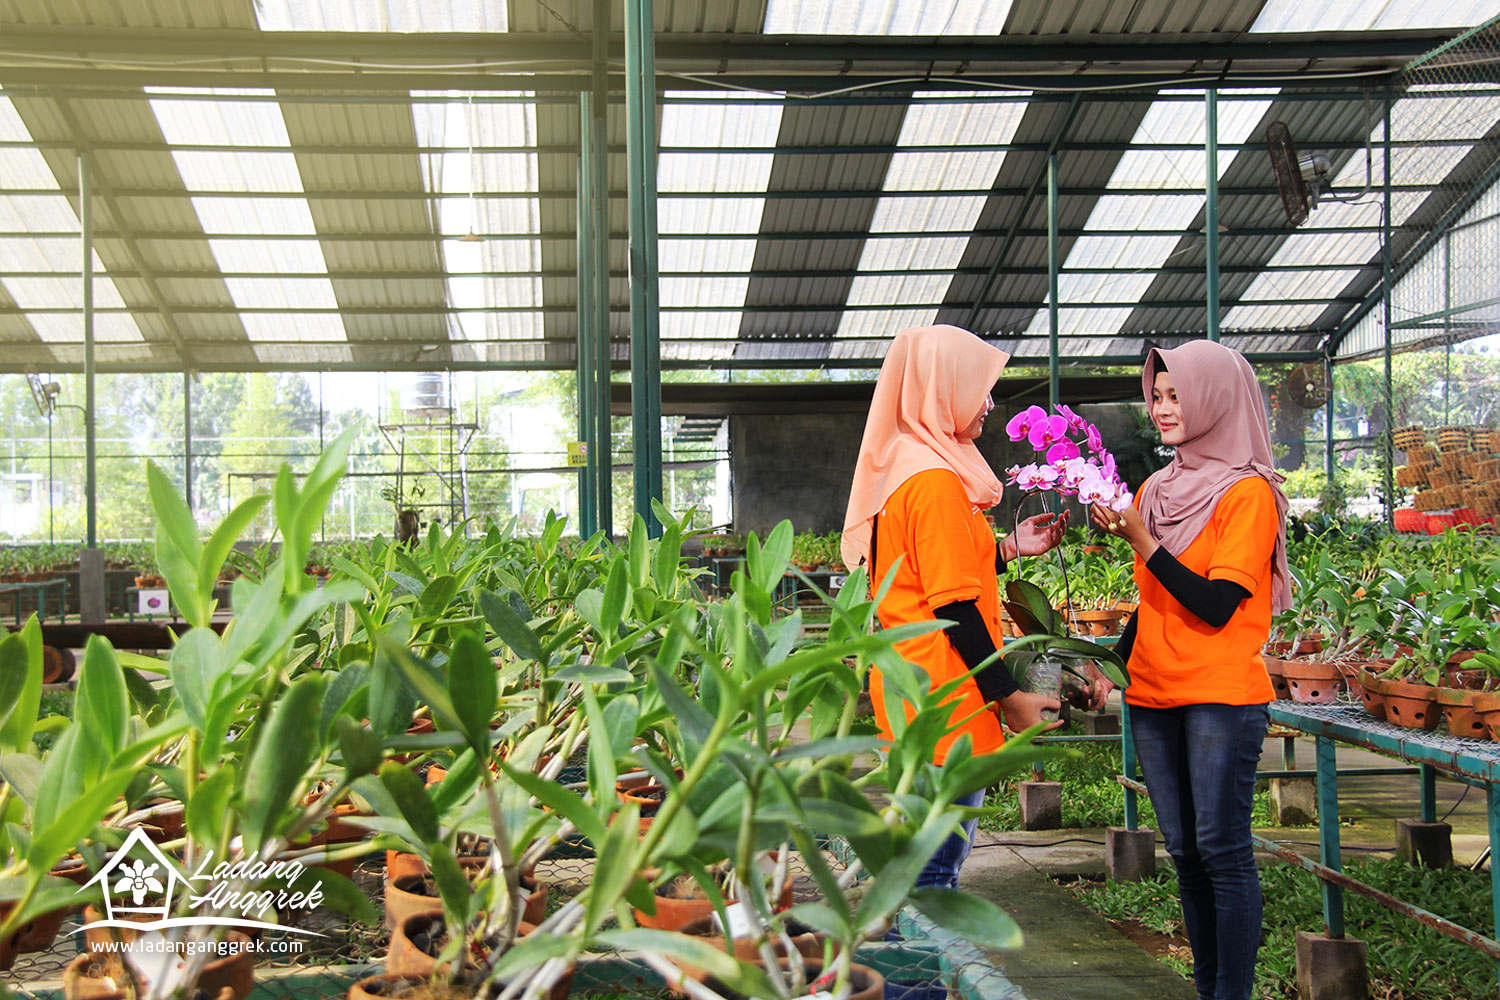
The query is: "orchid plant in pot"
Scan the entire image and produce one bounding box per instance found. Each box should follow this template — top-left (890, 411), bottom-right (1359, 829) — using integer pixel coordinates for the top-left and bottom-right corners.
top-left (999, 405), bottom-right (1134, 715)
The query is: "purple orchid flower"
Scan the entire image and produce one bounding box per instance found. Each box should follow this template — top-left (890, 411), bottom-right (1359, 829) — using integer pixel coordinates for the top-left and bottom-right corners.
top-left (1005, 404), bottom-right (1048, 443)
top-left (1085, 423), bottom-right (1104, 453)
top-left (1056, 403), bottom-right (1086, 433)
top-left (1045, 439), bottom-right (1080, 464)
top-left (1027, 414), bottom-right (1070, 451)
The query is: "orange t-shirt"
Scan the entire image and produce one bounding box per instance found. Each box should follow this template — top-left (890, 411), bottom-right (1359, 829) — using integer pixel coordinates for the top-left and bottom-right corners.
top-left (870, 468), bottom-right (1005, 763)
top-left (1124, 476), bottom-right (1278, 709)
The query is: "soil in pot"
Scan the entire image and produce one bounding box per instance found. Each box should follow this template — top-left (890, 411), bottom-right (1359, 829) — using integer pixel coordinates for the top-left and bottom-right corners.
top-left (1382, 679), bottom-right (1443, 731)
top-left (1281, 661), bottom-right (1344, 704)
top-left (1436, 687), bottom-right (1487, 739)
top-left (64, 943), bottom-right (248, 1000)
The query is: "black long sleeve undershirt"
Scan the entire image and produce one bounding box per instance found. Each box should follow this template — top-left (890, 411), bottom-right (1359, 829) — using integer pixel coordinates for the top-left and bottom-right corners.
top-left (933, 599), bottom-right (1019, 704)
top-left (1144, 547), bottom-right (1251, 627)
top-left (1116, 549), bottom-right (1251, 665)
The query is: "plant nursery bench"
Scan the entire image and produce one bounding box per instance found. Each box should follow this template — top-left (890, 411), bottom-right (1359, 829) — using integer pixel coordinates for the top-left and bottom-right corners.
top-left (1264, 701), bottom-right (1500, 994)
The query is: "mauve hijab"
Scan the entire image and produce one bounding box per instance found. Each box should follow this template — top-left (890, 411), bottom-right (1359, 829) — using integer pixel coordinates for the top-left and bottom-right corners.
top-left (841, 325), bottom-right (1010, 572)
top-left (1136, 340), bottom-right (1292, 613)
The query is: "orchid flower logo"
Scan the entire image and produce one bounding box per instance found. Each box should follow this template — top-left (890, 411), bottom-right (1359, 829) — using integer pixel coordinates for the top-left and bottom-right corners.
top-left (113, 859), bottom-right (165, 906)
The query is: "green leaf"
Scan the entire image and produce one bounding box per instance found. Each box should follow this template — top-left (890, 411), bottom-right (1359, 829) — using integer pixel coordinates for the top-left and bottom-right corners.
top-left (853, 818), bottom-right (957, 929)
top-left (0, 753), bottom-right (41, 806)
top-left (496, 759), bottom-right (604, 846)
top-left (1005, 579), bottom-right (1057, 631)
top-left (908, 888), bottom-right (1025, 950)
top-left (0, 620), bottom-right (42, 753)
top-left (447, 629), bottom-right (496, 755)
top-left (601, 693), bottom-right (640, 759)
top-left (193, 494), bottom-right (269, 626)
top-left (319, 662), bottom-right (370, 744)
top-left (758, 800), bottom-right (887, 837)
top-left (653, 521), bottom-right (683, 594)
top-left (428, 842), bottom-right (473, 928)
top-left (73, 636), bottom-right (128, 757)
top-left (187, 765), bottom-right (235, 849)
top-left (241, 672), bottom-right (326, 853)
top-left (551, 664), bottom-right (633, 685)
top-left (600, 557), bottom-right (630, 635)
top-left (486, 933), bottom-right (580, 984)
top-left (377, 638), bottom-right (461, 737)
top-left (168, 627), bottom-right (229, 738)
top-left (336, 717), bottom-right (383, 780)
top-left (27, 766), bottom-right (138, 877)
top-left (597, 929), bottom-right (775, 991)
top-left (584, 804), bottom-right (640, 934)
top-left (478, 589), bottom-right (546, 663)
top-left (378, 761), bottom-right (439, 845)
top-left (648, 662), bottom-right (713, 747)
top-left (418, 574), bottom-right (460, 617)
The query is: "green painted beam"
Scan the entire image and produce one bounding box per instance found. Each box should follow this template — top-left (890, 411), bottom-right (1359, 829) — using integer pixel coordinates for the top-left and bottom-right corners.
top-left (1205, 89), bottom-right (1220, 343)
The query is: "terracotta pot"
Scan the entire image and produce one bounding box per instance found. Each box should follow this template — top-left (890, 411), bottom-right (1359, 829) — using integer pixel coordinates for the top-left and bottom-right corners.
top-left (669, 916), bottom-right (829, 983)
top-left (384, 865), bottom-right (546, 930)
top-left (1281, 660), bottom-right (1345, 704)
top-left (1382, 679), bottom-right (1443, 730)
top-left (617, 781), bottom-right (667, 816)
top-left (72, 926), bottom-right (254, 1000)
top-left (348, 973), bottom-right (428, 1000)
top-left (1066, 609), bottom-right (1127, 637)
top-left (376, 921), bottom-right (573, 999)
top-left (42, 644), bottom-right (77, 683)
top-left (698, 958), bottom-right (883, 1000)
top-left (1261, 656), bottom-right (1292, 701)
top-left (633, 873), bottom-right (795, 931)
top-left (1348, 668), bottom-right (1390, 721)
top-left (1473, 691), bottom-right (1500, 741)
top-left (1436, 687), bottom-right (1487, 740)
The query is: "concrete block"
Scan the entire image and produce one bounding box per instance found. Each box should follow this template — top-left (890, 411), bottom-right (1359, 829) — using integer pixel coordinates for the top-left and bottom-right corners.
top-left (1081, 712), bottom-right (1120, 736)
top-left (1270, 776), bottom-right (1318, 826)
top-left (1018, 781), bottom-right (1062, 830)
top-left (1105, 826), bottom-right (1157, 882)
top-left (1395, 819), bottom-right (1453, 868)
top-left (1295, 931), bottom-right (1367, 1000)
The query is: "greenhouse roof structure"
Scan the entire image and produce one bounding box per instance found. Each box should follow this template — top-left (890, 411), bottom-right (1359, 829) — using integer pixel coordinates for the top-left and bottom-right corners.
top-left (0, 0), bottom-right (1497, 372)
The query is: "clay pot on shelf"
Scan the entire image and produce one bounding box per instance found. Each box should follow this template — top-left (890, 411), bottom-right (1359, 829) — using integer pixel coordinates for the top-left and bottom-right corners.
top-left (632, 869), bottom-right (794, 932)
top-left (1347, 667), bottom-right (1391, 721)
top-left (73, 923), bottom-right (254, 1000)
top-left (1472, 691), bottom-right (1500, 741)
top-left (1280, 660), bottom-right (1345, 704)
top-left (1436, 687), bottom-right (1487, 740)
top-left (379, 918), bottom-right (572, 998)
top-left (695, 958), bottom-right (884, 1000)
top-left (1381, 679), bottom-right (1443, 731)
top-left (1261, 656), bottom-right (1292, 701)
top-left (384, 864), bottom-right (546, 931)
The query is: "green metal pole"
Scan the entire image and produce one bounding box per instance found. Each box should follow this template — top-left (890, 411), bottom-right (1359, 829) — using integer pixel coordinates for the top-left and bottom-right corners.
top-left (1443, 231), bottom-right (1451, 424)
top-left (625, 0), bottom-right (663, 537)
top-left (1121, 702), bottom-right (1139, 830)
top-left (183, 370), bottom-right (193, 515)
top-left (1382, 88), bottom-right (1395, 530)
top-left (1205, 89), bottom-right (1220, 343)
top-left (1324, 360), bottom-right (1335, 484)
top-left (80, 152), bottom-right (96, 548)
top-left (576, 93), bottom-right (598, 539)
top-left (1489, 783), bottom-right (1500, 994)
top-left (1316, 736), bottom-right (1345, 937)
top-left (1047, 152), bottom-right (1059, 408)
top-left (592, 0), bottom-right (613, 539)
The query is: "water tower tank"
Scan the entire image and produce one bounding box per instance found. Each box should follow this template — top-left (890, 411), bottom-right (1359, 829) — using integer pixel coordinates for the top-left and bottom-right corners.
top-left (403, 373), bottom-right (450, 421)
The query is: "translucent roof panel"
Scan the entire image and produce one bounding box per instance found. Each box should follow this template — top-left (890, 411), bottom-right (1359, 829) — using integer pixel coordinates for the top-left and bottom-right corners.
top-left (1224, 88), bottom-right (1498, 330)
top-left (1022, 91), bottom-right (1274, 338)
top-left (764, 0), bottom-right (1016, 34)
top-left (838, 94), bottom-right (1028, 339)
top-left (1248, 0), bottom-right (1496, 32)
top-left (148, 89), bottom-right (347, 341)
top-left (658, 93), bottom-right (782, 341)
top-left (0, 94), bottom-right (144, 343)
top-left (412, 92), bottom-right (543, 342)
top-left (254, 0), bottom-right (507, 32)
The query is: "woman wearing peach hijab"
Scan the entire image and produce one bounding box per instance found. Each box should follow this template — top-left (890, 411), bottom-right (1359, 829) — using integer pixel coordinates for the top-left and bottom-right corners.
top-left (1090, 340), bottom-right (1288, 1000)
top-left (842, 324), bottom-right (1078, 889)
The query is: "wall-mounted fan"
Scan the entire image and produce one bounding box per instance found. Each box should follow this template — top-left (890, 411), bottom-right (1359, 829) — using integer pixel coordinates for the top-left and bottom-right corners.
top-left (1286, 361), bottom-right (1332, 409)
top-left (1266, 122), bottom-right (1332, 226)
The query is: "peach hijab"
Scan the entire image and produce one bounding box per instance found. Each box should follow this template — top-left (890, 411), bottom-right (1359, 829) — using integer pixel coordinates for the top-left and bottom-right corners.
top-left (841, 325), bottom-right (1010, 572)
top-left (1137, 340), bottom-right (1292, 613)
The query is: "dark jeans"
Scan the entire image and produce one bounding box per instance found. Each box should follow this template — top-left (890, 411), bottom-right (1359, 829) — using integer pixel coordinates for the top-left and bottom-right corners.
top-left (915, 788), bottom-right (985, 889)
top-left (1131, 702), bottom-right (1269, 1000)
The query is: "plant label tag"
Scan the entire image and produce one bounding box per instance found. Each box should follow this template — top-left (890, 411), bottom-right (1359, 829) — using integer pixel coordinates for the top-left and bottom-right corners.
top-left (712, 901), bottom-right (758, 939)
top-left (829, 574), bottom-right (846, 591)
top-left (137, 588), bottom-right (169, 616)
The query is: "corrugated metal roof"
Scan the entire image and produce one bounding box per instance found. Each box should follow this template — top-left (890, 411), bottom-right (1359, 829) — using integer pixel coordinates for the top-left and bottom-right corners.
top-left (0, 1), bottom-right (1493, 370)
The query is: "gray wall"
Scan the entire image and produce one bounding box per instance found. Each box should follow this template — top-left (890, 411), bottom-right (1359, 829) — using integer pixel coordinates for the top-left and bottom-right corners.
top-left (730, 403), bottom-right (1148, 536)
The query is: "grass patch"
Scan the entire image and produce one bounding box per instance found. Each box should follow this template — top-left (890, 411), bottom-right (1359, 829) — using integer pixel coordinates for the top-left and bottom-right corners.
top-left (33, 687), bottom-right (73, 752)
top-left (1066, 859), bottom-right (1496, 1000)
top-left (979, 739), bottom-right (1313, 831)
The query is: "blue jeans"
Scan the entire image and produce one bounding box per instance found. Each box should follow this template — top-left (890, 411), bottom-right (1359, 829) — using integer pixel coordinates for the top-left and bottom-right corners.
top-left (1131, 703), bottom-right (1269, 1000)
top-left (916, 788), bottom-right (985, 889)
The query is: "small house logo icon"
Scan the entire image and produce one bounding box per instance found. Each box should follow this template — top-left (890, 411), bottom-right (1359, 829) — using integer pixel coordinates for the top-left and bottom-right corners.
top-left (77, 827), bottom-right (188, 925)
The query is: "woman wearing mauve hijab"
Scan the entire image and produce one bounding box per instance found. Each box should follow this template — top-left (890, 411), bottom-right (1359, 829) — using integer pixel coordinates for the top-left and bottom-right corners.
top-left (1090, 340), bottom-right (1289, 1000)
top-left (842, 324), bottom-right (1085, 889)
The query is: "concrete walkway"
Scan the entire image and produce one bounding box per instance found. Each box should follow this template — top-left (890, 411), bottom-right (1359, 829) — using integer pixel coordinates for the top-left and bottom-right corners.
top-left (942, 725), bottom-right (1494, 999)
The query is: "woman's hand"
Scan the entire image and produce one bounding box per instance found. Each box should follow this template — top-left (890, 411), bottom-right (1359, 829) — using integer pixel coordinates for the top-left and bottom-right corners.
top-left (1089, 503), bottom-right (1159, 561)
top-left (1004, 510), bottom-right (1070, 561)
top-left (1067, 662), bottom-right (1114, 711)
top-left (995, 690), bottom-right (1064, 733)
